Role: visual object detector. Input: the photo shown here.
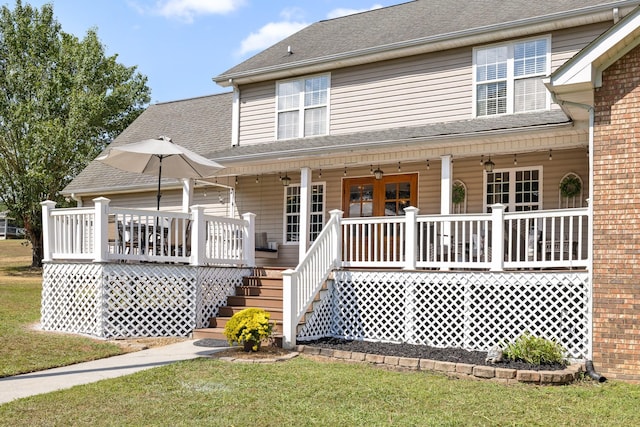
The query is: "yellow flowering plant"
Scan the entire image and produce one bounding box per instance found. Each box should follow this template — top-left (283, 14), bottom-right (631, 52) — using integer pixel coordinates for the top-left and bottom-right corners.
top-left (223, 308), bottom-right (275, 351)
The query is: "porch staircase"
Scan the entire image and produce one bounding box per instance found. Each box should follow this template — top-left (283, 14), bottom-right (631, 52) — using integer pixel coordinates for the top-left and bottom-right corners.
top-left (192, 267), bottom-right (288, 345)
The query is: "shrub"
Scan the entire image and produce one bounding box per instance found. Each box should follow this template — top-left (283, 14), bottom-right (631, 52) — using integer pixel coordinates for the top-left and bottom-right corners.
top-left (502, 332), bottom-right (567, 366)
top-left (223, 308), bottom-right (275, 351)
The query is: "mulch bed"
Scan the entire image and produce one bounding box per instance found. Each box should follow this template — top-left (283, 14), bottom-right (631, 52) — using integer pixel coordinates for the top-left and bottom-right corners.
top-left (298, 337), bottom-right (568, 371)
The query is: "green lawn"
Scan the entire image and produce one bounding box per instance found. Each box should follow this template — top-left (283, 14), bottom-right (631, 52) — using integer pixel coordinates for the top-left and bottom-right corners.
top-left (0, 240), bottom-right (122, 377)
top-left (1, 357), bottom-right (640, 426)
top-left (1, 240), bottom-right (640, 426)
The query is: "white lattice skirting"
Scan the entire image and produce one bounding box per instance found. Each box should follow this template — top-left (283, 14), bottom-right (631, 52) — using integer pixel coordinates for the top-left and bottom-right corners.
top-left (42, 263), bottom-right (249, 338)
top-left (298, 270), bottom-right (591, 359)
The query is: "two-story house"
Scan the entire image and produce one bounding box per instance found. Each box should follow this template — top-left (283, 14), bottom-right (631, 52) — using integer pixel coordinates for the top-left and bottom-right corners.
top-left (49, 0), bottom-right (640, 381)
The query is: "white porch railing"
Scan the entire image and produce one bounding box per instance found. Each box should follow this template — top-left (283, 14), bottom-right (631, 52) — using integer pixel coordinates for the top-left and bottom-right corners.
top-left (341, 204), bottom-right (590, 271)
top-left (282, 209), bottom-right (342, 348)
top-left (41, 197), bottom-right (255, 267)
top-left (282, 204), bottom-right (590, 348)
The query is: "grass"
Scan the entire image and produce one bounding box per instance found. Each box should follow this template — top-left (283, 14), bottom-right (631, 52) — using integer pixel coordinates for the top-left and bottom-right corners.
top-left (1, 239), bottom-right (640, 425)
top-left (1, 357), bottom-right (640, 426)
top-left (0, 240), bottom-right (122, 377)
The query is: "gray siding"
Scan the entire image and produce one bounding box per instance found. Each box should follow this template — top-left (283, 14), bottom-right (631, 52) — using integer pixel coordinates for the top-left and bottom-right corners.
top-left (236, 23), bottom-right (609, 147)
top-left (238, 82), bottom-right (274, 146)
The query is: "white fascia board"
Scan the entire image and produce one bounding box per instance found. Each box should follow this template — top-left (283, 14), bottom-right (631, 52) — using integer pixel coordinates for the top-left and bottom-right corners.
top-left (551, 8), bottom-right (640, 88)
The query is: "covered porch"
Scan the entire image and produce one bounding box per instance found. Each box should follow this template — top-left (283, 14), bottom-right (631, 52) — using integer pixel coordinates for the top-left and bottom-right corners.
top-left (41, 197), bottom-right (591, 359)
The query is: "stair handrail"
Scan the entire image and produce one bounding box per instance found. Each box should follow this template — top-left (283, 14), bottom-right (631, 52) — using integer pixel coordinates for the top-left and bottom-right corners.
top-left (282, 209), bottom-right (343, 349)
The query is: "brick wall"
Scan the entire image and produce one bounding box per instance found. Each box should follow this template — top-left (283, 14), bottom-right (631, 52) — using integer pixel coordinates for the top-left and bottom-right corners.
top-left (593, 44), bottom-right (640, 381)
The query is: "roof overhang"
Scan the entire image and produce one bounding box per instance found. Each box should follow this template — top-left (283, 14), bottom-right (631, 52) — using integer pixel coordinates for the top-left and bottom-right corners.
top-left (546, 5), bottom-right (640, 119)
top-left (215, 4), bottom-right (637, 87)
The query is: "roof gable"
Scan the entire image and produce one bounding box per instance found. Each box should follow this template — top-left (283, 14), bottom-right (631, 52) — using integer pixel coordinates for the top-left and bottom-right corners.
top-left (549, 5), bottom-right (640, 92)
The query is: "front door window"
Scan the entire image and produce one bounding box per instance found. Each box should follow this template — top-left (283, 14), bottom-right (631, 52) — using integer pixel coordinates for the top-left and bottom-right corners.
top-left (343, 174), bottom-right (417, 217)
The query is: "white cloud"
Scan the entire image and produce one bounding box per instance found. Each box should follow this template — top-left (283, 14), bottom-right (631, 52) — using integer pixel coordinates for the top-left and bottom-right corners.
top-left (235, 3), bottom-right (384, 58)
top-left (153, 0), bottom-right (247, 22)
top-left (237, 20), bottom-right (308, 57)
top-left (326, 4), bottom-right (384, 20)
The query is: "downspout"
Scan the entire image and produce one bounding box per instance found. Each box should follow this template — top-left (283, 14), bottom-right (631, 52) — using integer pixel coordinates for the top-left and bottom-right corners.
top-left (553, 96), bottom-right (605, 382)
top-left (70, 193), bottom-right (83, 207)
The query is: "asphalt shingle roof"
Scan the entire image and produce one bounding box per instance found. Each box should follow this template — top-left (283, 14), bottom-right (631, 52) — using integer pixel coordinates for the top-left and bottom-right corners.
top-left (63, 92), bottom-right (232, 194)
top-left (210, 110), bottom-right (572, 163)
top-left (216, 0), bottom-right (635, 80)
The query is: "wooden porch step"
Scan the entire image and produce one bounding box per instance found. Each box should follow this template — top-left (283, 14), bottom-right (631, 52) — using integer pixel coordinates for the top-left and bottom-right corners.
top-left (235, 284), bottom-right (282, 298)
top-left (226, 295), bottom-right (283, 309)
top-left (217, 306), bottom-right (284, 320)
top-left (251, 266), bottom-right (288, 278)
top-left (192, 267), bottom-right (292, 347)
top-left (242, 276), bottom-right (284, 287)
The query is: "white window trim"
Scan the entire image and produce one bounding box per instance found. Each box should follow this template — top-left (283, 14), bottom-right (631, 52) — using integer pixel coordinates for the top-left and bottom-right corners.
top-left (483, 166), bottom-right (543, 212)
top-left (472, 35), bottom-right (551, 117)
top-left (282, 182), bottom-right (326, 245)
top-left (275, 73), bottom-right (331, 140)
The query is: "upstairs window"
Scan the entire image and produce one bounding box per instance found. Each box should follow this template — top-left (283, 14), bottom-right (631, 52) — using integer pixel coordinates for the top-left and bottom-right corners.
top-left (474, 37), bottom-right (550, 116)
top-left (276, 75), bottom-right (329, 139)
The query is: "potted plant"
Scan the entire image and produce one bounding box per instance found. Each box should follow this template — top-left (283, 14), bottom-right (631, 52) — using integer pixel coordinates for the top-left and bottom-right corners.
top-left (223, 307), bottom-right (275, 352)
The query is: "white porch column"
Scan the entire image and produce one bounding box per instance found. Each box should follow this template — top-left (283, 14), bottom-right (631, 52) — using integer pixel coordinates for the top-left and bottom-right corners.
top-left (298, 167), bottom-right (312, 262)
top-left (243, 212), bottom-right (256, 267)
top-left (40, 200), bottom-right (56, 263)
top-left (93, 197), bottom-right (110, 263)
top-left (182, 178), bottom-right (194, 213)
top-left (190, 205), bottom-right (206, 266)
top-left (440, 155), bottom-right (452, 215)
top-left (281, 268), bottom-right (296, 349)
top-left (404, 206), bottom-right (419, 270)
top-left (440, 155), bottom-right (452, 267)
top-left (490, 203), bottom-right (505, 271)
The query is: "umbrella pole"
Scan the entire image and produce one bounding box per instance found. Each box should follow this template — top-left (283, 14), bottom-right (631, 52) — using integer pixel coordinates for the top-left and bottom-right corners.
top-left (157, 156), bottom-right (163, 210)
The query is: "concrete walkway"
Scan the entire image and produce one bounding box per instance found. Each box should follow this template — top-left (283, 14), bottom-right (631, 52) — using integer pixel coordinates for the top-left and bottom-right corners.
top-left (0, 340), bottom-right (226, 405)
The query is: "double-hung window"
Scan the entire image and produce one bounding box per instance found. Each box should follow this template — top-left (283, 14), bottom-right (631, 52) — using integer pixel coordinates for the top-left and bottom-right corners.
top-left (474, 37), bottom-right (550, 116)
top-left (284, 183), bottom-right (325, 243)
top-left (276, 75), bottom-right (329, 139)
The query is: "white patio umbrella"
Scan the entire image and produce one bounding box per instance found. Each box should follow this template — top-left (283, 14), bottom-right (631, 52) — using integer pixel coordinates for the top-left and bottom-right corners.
top-left (97, 135), bottom-right (224, 209)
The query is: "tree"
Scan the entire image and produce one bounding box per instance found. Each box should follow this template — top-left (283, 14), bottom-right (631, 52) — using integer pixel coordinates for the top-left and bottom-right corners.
top-left (0, 1), bottom-right (150, 267)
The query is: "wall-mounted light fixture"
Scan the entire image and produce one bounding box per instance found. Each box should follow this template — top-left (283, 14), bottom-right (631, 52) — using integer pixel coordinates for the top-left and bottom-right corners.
top-left (281, 174), bottom-right (291, 187)
top-left (373, 166), bottom-right (384, 180)
top-left (484, 157), bottom-right (495, 172)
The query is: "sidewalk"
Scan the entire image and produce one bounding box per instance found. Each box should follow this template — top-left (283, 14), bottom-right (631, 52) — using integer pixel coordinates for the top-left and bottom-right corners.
top-left (0, 339), bottom-right (226, 405)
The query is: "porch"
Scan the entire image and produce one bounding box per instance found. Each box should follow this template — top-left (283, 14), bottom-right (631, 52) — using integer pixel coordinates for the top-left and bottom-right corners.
top-left (40, 200), bottom-right (591, 358)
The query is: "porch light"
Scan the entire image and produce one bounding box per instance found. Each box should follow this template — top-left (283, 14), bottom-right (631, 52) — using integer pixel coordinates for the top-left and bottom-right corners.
top-left (484, 157), bottom-right (495, 172)
top-left (281, 174), bottom-right (291, 187)
top-left (373, 166), bottom-right (384, 180)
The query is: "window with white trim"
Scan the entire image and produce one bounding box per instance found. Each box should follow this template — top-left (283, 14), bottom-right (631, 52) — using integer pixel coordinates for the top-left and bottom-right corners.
top-left (485, 167), bottom-right (542, 212)
top-left (276, 75), bottom-right (329, 139)
top-left (474, 37), bottom-right (550, 116)
top-left (284, 183), bottom-right (325, 243)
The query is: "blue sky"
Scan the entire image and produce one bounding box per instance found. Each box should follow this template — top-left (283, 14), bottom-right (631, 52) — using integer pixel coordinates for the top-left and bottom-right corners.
top-left (18, 0), bottom-right (402, 104)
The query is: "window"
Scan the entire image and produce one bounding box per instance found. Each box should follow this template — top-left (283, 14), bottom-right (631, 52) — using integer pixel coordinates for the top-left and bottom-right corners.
top-left (276, 75), bottom-right (329, 139)
top-left (485, 167), bottom-right (542, 212)
top-left (285, 184), bottom-right (325, 243)
top-left (474, 37), bottom-right (549, 116)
